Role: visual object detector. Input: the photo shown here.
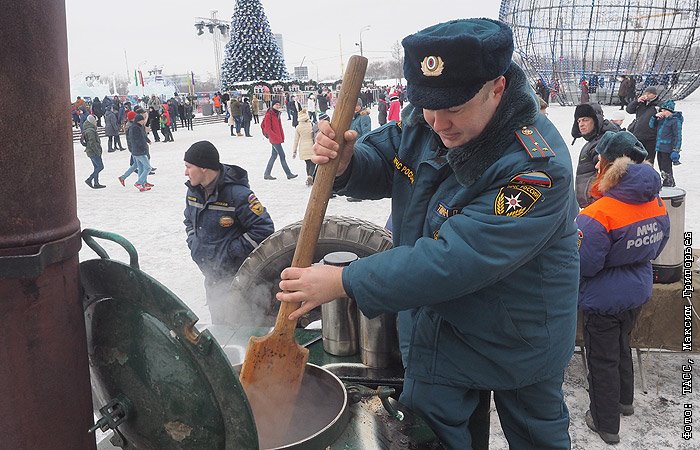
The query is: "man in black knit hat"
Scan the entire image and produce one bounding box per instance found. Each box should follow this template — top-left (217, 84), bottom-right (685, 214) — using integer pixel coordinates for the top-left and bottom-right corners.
top-left (183, 140), bottom-right (274, 324)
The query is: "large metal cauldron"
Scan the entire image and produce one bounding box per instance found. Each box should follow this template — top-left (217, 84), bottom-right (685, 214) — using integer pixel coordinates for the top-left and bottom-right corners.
top-left (81, 230), bottom-right (350, 449)
top-left (232, 364), bottom-right (349, 449)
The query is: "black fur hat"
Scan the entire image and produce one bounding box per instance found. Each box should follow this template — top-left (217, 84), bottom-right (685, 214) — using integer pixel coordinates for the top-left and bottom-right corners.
top-left (574, 103), bottom-right (598, 121)
top-left (402, 18), bottom-right (514, 110)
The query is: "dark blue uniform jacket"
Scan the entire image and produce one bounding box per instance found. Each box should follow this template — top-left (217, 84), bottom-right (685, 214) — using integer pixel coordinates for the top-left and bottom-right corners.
top-left (335, 64), bottom-right (580, 390)
top-left (184, 164), bottom-right (274, 280)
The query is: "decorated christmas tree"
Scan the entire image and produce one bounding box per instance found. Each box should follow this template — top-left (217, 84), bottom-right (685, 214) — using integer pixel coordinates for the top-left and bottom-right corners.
top-left (221, 0), bottom-right (289, 87)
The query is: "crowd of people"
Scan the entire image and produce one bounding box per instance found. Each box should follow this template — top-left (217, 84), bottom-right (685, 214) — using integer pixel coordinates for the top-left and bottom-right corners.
top-left (554, 61), bottom-right (681, 448)
top-left (73, 93), bottom-right (197, 191)
top-left (70, 17), bottom-right (683, 448)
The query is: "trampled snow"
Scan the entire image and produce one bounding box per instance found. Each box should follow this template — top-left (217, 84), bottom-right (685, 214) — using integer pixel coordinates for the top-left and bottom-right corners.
top-left (75, 98), bottom-right (698, 449)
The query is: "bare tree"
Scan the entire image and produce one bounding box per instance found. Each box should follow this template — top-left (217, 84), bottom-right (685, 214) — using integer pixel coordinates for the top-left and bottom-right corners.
top-left (114, 75), bottom-right (131, 95)
top-left (390, 40), bottom-right (404, 79)
top-left (366, 60), bottom-right (390, 80)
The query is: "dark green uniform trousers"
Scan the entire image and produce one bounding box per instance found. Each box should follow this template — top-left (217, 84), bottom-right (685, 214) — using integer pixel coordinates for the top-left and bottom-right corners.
top-left (401, 373), bottom-right (570, 449)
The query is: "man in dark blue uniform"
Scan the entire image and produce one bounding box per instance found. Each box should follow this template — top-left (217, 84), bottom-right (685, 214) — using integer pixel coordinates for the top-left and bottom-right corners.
top-left (277, 19), bottom-right (579, 449)
top-left (183, 141), bottom-right (274, 324)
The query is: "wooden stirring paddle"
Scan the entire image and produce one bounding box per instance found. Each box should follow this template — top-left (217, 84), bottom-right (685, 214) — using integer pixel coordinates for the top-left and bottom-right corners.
top-left (239, 55), bottom-right (368, 449)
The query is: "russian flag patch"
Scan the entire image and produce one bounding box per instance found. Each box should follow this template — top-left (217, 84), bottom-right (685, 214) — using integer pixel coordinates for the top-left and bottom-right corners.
top-left (510, 171), bottom-right (553, 189)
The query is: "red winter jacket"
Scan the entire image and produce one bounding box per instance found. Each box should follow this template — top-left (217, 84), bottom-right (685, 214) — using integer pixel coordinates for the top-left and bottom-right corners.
top-left (161, 104), bottom-right (171, 126)
top-left (261, 108), bottom-right (284, 144)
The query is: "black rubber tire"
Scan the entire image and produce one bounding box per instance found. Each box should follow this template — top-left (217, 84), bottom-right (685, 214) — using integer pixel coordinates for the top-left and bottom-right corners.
top-left (228, 216), bottom-right (393, 326)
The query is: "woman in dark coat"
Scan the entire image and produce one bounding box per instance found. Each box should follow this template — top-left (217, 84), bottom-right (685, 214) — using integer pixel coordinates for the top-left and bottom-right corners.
top-left (377, 97), bottom-right (388, 126)
top-left (241, 97), bottom-right (253, 137)
top-left (104, 106), bottom-right (125, 152)
top-left (91, 97), bottom-right (104, 127)
top-left (146, 106), bottom-right (161, 142)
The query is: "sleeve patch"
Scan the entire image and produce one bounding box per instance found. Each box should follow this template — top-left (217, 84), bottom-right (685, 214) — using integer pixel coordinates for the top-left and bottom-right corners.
top-left (510, 171), bottom-right (553, 188)
top-left (248, 193), bottom-right (265, 216)
top-left (494, 184), bottom-right (542, 217)
top-left (577, 229), bottom-right (583, 249)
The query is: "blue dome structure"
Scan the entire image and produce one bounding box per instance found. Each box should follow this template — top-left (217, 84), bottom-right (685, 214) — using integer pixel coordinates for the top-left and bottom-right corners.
top-left (500, 0), bottom-right (700, 105)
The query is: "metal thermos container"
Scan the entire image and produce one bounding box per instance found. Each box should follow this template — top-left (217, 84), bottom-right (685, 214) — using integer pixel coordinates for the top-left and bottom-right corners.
top-left (652, 186), bottom-right (686, 283)
top-left (359, 312), bottom-right (400, 368)
top-left (321, 252), bottom-right (359, 356)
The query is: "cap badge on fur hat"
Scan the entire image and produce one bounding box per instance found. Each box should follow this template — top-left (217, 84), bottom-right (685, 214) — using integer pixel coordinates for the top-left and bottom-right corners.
top-left (402, 18), bottom-right (514, 110)
top-left (421, 56), bottom-right (444, 76)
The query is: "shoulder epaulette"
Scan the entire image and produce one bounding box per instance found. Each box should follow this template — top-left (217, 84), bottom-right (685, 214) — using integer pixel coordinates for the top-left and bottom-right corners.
top-left (515, 126), bottom-right (556, 159)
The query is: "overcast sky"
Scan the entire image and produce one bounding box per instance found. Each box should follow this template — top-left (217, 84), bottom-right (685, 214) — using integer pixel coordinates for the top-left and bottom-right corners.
top-left (65, 0), bottom-right (500, 82)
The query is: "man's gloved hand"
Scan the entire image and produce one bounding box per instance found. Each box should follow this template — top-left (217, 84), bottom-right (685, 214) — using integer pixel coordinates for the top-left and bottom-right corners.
top-left (671, 150), bottom-right (681, 165)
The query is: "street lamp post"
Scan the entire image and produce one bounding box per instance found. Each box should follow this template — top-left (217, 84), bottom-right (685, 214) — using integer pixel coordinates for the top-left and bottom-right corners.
top-left (356, 25), bottom-right (371, 57)
top-left (194, 10), bottom-right (229, 89)
top-left (309, 60), bottom-right (319, 81)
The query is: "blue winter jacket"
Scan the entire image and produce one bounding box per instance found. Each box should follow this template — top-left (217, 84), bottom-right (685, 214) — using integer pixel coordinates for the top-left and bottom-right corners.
top-left (649, 111), bottom-right (683, 153)
top-left (184, 164), bottom-right (274, 280)
top-left (336, 63), bottom-right (580, 390)
top-left (126, 122), bottom-right (149, 156)
top-left (350, 111), bottom-right (371, 137)
top-left (576, 160), bottom-right (669, 314)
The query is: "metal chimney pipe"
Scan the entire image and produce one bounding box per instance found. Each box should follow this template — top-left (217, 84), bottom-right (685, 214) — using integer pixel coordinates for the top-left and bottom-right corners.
top-left (0, 1), bottom-right (95, 448)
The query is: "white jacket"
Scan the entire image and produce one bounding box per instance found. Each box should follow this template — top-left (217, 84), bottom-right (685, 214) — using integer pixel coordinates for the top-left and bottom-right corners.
top-left (307, 97), bottom-right (317, 113)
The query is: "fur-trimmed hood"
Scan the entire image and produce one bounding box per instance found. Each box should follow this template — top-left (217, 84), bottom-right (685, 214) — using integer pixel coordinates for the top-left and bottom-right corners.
top-left (598, 157), bottom-right (662, 204)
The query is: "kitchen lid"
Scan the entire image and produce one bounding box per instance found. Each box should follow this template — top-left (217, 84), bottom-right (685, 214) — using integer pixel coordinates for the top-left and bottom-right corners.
top-left (80, 230), bottom-right (258, 449)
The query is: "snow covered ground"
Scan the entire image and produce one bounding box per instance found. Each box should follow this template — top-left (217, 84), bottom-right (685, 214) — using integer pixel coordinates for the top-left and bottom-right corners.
top-left (75, 97), bottom-right (698, 449)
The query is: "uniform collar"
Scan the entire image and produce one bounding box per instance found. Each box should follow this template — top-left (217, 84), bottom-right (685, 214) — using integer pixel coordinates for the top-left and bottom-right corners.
top-left (446, 63), bottom-right (539, 187)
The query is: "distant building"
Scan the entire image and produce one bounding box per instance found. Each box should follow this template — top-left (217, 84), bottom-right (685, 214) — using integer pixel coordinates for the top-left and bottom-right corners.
top-left (274, 34), bottom-right (284, 58)
top-left (294, 66), bottom-right (309, 80)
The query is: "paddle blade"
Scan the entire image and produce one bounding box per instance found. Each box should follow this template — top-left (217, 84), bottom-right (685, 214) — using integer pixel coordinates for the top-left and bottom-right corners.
top-left (239, 331), bottom-right (309, 448)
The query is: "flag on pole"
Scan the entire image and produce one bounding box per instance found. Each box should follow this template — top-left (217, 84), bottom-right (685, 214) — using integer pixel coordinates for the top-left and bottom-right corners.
top-left (134, 69), bottom-right (138, 86)
top-left (138, 70), bottom-right (144, 87)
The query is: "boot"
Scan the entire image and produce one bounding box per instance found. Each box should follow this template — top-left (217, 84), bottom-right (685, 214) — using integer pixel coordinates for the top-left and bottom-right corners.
top-left (667, 174), bottom-right (676, 187)
top-left (661, 171), bottom-right (676, 187)
top-left (619, 403), bottom-right (634, 416)
top-left (93, 182), bottom-right (106, 189)
top-left (585, 410), bottom-right (620, 444)
top-left (84, 178), bottom-right (94, 188)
